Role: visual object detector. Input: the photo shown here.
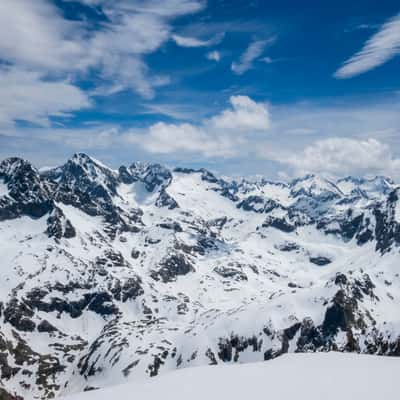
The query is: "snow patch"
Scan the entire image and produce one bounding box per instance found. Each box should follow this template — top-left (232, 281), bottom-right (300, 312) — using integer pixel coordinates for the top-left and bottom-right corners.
top-left (0, 179), bottom-right (8, 197)
top-left (395, 198), bottom-right (400, 224)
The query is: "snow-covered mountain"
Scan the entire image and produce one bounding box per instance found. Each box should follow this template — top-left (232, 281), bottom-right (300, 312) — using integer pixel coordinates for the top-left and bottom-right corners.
top-left (1, 154), bottom-right (399, 400)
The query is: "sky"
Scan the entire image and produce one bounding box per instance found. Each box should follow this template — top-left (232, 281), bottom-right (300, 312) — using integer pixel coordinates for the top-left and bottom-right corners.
top-left (0, 0), bottom-right (400, 180)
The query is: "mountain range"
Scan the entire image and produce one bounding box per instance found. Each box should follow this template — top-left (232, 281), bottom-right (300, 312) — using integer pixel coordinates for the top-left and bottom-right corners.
top-left (0, 153), bottom-right (399, 399)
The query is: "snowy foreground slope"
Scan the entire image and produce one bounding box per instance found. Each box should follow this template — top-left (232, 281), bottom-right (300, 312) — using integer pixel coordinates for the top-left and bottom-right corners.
top-left (0, 154), bottom-right (399, 399)
top-left (64, 353), bottom-right (400, 400)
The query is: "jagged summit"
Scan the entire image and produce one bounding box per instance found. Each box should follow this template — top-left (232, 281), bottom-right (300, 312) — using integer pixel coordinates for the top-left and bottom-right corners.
top-left (336, 175), bottom-right (396, 197)
top-left (0, 156), bottom-right (34, 173)
top-left (0, 154), bottom-right (400, 400)
top-left (0, 156), bottom-right (53, 221)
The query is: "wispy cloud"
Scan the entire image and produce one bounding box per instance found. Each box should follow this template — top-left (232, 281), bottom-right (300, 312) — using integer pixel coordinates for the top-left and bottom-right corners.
top-left (261, 56), bottom-right (288, 64)
top-left (0, 67), bottom-right (90, 127)
top-left (0, 0), bottom-right (205, 127)
top-left (172, 33), bottom-right (224, 47)
top-left (231, 38), bottom-right (274, 75)
top-left (335, 13), bottom-right (400, 79)
top-left (142, 102), bottom-right (206, 120)
top-left (206, 50), bottom-right (221, 62)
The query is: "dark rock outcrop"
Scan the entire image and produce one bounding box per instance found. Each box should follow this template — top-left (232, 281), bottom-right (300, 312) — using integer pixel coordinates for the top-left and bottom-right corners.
top-left (151, 254), bottom-right (195, 283)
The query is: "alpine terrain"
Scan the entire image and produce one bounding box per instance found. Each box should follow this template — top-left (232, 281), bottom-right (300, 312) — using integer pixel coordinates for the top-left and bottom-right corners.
top-left (0, 153), bottom-right (399, 399)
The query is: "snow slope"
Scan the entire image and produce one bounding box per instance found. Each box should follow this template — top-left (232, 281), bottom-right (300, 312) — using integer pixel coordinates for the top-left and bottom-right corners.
top-left (63, 353), bottom-right (400, 400)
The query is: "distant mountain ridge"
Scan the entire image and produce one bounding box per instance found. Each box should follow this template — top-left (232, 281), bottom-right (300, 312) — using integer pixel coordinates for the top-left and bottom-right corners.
top-left (0, 154), bottom-right (399, 399)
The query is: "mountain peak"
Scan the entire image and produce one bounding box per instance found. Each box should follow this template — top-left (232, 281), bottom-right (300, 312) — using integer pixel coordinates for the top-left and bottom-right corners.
top-left (289, 174), bottom-right (342, 199)
top-left (0, 156), bottom-right (37, 177)
top-left (70, 153), bottom-right (114, 172)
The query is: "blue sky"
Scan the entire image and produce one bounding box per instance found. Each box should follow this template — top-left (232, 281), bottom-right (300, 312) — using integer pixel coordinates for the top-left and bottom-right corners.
top-left (0, 0), bottom-right (400, 180)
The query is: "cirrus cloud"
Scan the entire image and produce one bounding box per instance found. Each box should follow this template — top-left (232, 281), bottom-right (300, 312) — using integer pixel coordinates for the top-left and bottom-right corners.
top-left (335, 13), bottom-right (400, 79)
top-left (231, 38), bottom-right (274, 75)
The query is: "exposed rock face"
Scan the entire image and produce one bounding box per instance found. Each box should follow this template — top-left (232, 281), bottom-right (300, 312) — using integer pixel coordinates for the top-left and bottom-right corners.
top-left (309, 256), bottom-right (332, 266)
top-left (374, 188), bottom-right (400, 253)
top-left (151, 254), bottom-right (195, 283)
top-left (46, 206), bottom-right (76, 239)
top-left (0, 154), bottom-right (399, 399)
top-left (3, 299), bottom-right (36, 332)
top-left (263, 215), bottom-right (297, 232)
top-left (0, 158), bottom-right (53, 221)
top-left (214, 265), bottom-right (248, 281)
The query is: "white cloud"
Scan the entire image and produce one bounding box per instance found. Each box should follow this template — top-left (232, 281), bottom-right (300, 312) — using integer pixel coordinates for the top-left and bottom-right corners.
top-left (335, 13), bottom-right (400, 78)
top-left (10, 124), bottom-right (120, 149)
top-left (270, 100), bottom-right (400, 140)
top-left (83, 1), bottom-right (205, 97)
top-left (273, 137), bottom-right (400, 178)
top-left (206, 50), bottom-right (221, 62)
top-left (125, 95), bottom-right (269, 157)
top-left (38, 95), bottom-right (399, 180)
top-left (172, 33), bottom-right (224, 47)
top-left (0, 68), bottom-right (91, 127)
top-left (100, 0), bottom-right (205, 17)
top-left (251, 98), bottom-right (400, 179)
top-left (64, 0), bottom-right (204, 17)
top-left (4, 93), bottom-right (400, 180)
top-left (0, 0), bottom-right (205, 125)
top-left (231, 39), bottom-right (273, 75)
top-left (125, 122), bottom-right (238, 157)
top-left (211, 96), bottom-right (270, 131)
top-left (261, 56), bottom-right (285, 64)
top-left (0, 0), bottom-right (86, 71)
top-left (262, 56), bottom-right (274, 64)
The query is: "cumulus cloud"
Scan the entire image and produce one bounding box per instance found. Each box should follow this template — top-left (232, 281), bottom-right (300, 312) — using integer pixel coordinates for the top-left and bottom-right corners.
top-left (335, 13), bottom-right (400, 78)
top-left (231, 39), bottom-right (273, 75)
top-left (126, 122), bottom-right (239, 157)
top-left (125, 95), bottom-right (270, 157)
top-left (211, 96), bottom-right (270, 131)
top-left (278, 138), bottom-right (400, 178)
